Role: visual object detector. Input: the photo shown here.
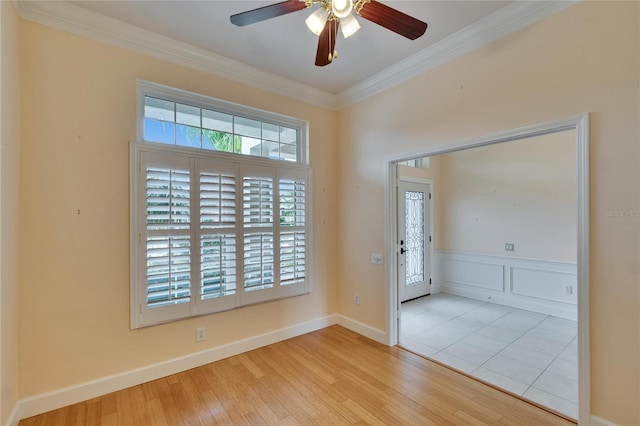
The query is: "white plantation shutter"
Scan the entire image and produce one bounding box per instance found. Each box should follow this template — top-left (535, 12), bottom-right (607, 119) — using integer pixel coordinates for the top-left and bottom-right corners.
top-left (279, 179), bottom-right (305, 286)
top-left (145, 166), bottom-right (192, 306)
top-left (132, 132), bottom-right (309, 327)
top-left (241, 174), bottom-right (275, 304)
top-left (138, 152), bottom-right (193, 325)
top-left (197, 159), bottom-right (239, 314)
top-left (278, 171), bottom-right (308, 297)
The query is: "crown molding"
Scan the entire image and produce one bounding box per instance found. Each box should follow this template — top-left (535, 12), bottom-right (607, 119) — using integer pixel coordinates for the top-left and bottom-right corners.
top-left (11, 0), bottom-right (339, 110)
top-left (335, 1), bottom-right (579, 108)
top-left (12, 0), bottom-right (577, 111)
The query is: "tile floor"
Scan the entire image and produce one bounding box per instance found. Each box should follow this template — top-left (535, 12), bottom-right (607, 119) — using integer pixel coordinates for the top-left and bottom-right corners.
top-left (399, 293), bottom-right (578, 419)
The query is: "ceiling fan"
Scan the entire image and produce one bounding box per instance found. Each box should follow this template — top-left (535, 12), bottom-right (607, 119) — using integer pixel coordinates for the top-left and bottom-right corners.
top-left (230, 0), bottom-right (428, 67)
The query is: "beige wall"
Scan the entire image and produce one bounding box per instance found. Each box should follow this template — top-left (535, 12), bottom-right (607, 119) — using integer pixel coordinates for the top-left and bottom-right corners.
top-left (337, 2), bottom-right (639, 424)
top-left (18, 20), bottom-right (338, 397)
top-left (9, 1), bottom-right (640, 424)
top-left (0, 2), bottom-right (22, 424)
top-left (439, 130), bottom-right (577, 262)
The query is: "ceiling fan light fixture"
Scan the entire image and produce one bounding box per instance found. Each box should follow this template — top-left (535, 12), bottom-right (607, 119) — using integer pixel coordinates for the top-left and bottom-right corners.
top-left (332, 0), bottom-right (353, 19)
top-left (340, 13), bottom-right (361, 38)
top-left (305, 7), bottom-right (328, 36)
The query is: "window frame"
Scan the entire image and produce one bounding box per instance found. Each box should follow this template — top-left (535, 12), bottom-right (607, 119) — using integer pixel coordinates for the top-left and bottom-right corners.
top-left (131, 81), bottom-right (312, 329)
top-left (136, 80), bottom-right (309, 164)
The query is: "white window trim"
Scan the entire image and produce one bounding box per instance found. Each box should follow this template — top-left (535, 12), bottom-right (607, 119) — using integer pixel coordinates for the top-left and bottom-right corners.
top-left (131, 82), bottom-right (312, 329)
top-left (136, 80), bottom-right (309, 164)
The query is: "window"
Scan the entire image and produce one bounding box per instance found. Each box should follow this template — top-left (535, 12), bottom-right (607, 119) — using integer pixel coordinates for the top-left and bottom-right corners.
top-left (141, 86), bottom-right (301, 162)
top-left (398, 158), bottom-right (430, 168)
top-left (131, 81), bottom-right (311, 328)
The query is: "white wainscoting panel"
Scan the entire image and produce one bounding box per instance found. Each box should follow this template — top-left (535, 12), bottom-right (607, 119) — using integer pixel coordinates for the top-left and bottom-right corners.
top-left (511, 267), bottom-right (577, 303)
top-left (445, 259), bottom-right (505, 291)
top-left (437, 251), bottom-right (577, 319)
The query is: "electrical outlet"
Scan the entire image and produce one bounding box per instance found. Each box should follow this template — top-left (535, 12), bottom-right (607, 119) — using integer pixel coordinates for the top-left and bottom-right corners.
top-left (565, 286), bottom-right (573, 295)
top-left (505, 243), bottom-right (515, 251)
top-left (196, 327), bottom-right (206, 342)
top-left (354, 293), bottom-right (360, 305)
top-left (371, 253), bottom-right (383, 265)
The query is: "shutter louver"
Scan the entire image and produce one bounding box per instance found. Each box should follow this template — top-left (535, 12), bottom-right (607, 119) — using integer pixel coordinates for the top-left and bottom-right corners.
top-left (243, 177), bottom-right (273, 227)
top-left (200, 171), bottom-right (237, 299)
top-left (200, 234), bottom-right (236, 298)
top-left (279, 179), bottom-right (305, 227)
top-left (146, 236), bottom-right (191, 306)
top-left (243, 177), bottom-right (274, 290)
top-left (280, 232), bottom-right (305, 285)
top-left (200, 173), bottom-right (236, 229)
top-left (279, 179), bottom-right (305, 286)
top-left (243, 233), bottom-right (274, 290)
top-left (145, 167), bottom-right (191, 308)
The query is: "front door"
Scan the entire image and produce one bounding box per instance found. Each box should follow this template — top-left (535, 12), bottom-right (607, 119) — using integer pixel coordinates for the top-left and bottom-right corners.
top-left (398, 181), bottom-right (431, 302)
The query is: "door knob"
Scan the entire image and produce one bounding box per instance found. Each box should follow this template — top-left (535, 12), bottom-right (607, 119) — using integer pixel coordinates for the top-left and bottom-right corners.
top-left (400, 247), bottom-right (407, 255)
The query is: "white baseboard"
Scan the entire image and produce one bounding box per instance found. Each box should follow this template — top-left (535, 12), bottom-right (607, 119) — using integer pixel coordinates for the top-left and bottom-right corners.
top-left (9, 314), bottom-right (338, 424)
top-left (591, 415), bottom-right (619, 426)
top-left (336, 315), bottom-right (387, 345)
top-left (5, 403), bottom-right (20, 426)
top-left (5, 311), bottom-right (608, 426)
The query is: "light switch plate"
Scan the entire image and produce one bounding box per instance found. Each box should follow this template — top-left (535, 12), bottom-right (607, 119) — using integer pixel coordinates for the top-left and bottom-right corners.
top-left (371, 253), bottom-right (383, 265)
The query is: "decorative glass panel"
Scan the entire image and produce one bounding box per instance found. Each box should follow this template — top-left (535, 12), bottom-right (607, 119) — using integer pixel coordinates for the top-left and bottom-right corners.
top-left (405, 191), bottom-right (425, 285)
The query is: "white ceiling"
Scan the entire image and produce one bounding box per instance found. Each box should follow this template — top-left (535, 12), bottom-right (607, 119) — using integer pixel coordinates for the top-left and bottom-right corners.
top-left (67, 1), bottom-right (511, 94)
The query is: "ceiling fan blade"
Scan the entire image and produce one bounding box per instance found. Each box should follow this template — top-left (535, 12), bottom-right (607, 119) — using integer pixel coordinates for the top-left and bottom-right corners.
top-left (315, 20), bottom-right (338, 67)
top-left (231, 1), bottom-right (308, 27)
top-left (357, 0), bottom-right (427, 40)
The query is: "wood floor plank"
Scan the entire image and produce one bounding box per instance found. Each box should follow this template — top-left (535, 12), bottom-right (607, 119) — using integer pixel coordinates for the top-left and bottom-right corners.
top-left (18, 325), bottom-right (576, 426)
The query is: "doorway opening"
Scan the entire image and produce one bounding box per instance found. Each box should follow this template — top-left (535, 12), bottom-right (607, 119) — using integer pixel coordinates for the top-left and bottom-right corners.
top-left (385, 115), bottom-right (589, 423)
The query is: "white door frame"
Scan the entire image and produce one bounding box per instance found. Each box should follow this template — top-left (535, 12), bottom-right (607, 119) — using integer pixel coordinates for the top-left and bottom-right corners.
top-left (397, 177), bottom-right (433, 302)
top-left (384, 114), bottom-right (590, 424)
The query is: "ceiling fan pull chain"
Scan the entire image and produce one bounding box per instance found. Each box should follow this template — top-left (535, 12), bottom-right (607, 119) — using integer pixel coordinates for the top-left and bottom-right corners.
top-left (328, 20), bottom-right (333, 61)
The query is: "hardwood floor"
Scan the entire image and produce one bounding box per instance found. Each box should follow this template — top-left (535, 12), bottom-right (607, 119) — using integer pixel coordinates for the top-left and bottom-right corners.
top-left (20, 325), bottom-right (576, 425)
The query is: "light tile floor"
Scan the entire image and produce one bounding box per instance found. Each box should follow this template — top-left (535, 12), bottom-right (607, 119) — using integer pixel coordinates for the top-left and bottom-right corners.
top-left (399, 293), bottom-right (578, 419)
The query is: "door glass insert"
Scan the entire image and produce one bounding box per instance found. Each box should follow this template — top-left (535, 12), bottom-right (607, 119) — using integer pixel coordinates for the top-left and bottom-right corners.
top-left (405, 191), bottom-right (425, 285)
